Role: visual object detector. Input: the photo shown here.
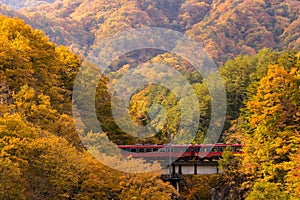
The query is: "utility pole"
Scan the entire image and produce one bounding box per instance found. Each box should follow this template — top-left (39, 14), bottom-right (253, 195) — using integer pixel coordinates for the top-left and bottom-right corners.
top-left (169, 133), bottom-right (173, 178)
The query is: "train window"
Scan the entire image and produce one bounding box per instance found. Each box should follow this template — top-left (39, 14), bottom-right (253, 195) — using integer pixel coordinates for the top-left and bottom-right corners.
top-left (146, 148), bottom-right (152, 152)
top-left (219, 147), bottom-right (224, 152)
top-left (139, 149), bottom-right (145, 153)
top-left (212, 147), bottom-right (218, 152)
top-left (153, 148), bottom-right (159, 152)
top-left (201, 147), bottom-right (213, 152)
top-left (159, 148), bottom-right (166, 152)
top-left (194, 147), bottom-right (200, 152)
top-left (185, 148), bottom-right (190, 152)
top-left (174, 148), bottom-right (185, 152)
top-left (130, 148), bottom-right (137, 152)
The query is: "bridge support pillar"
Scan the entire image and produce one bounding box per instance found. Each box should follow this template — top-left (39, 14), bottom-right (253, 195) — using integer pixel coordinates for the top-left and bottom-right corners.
top-left (161, 174), bottom-right (182, 200)
top-left (172, 164), bottom-right (176, 175)
top-left (178, 164), bottom-right (182, 175)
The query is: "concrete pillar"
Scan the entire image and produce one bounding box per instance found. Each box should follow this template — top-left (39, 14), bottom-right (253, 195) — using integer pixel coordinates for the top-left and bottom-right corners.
top-left (172, 164), bottom-right (176, 175)
top-left (178, 164), bottom-right (182, 175)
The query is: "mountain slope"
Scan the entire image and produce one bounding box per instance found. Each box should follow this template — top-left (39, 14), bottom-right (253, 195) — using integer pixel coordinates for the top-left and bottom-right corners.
top-left (187, 0), bottom-right (300, 63)
top-left (0, 0), bottom-right (55, 10)
top-left (0, 0), bottom-right (299, 65)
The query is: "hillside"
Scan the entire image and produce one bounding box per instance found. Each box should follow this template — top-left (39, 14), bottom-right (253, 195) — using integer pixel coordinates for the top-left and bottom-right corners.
top-left (0, 0), bottom-right (298, 143)
top-left (0, 1), bottom-right (299, 199)
top-left (0, 0), bottom-right (55, 10)
top-left (0, 0), bottom-right (298, 65)
top-left (0, 15), bottom-right (177, 199)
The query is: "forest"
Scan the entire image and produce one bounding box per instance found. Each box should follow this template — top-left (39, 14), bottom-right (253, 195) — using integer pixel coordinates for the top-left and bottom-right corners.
top-left (0, 0), bottom-right (299, 199)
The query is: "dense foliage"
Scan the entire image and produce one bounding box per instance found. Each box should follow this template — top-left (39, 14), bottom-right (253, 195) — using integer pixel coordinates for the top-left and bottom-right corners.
top-left (0, 0), bottom-right (299, 199)
top-left (178, 50), bottom-right (300, 199)
top-left (215, 51), bottom-right (300, 199)
top-left (0, 0), bottom-right (55, 10)
top-left (0, 0), bottom-right (298, 65)
top-left (0, 16), bottom-right (177, 199)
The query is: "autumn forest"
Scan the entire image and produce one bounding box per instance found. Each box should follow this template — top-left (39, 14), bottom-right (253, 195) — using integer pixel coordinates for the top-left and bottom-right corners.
top-left (0, 0), bottom-right (299, 199)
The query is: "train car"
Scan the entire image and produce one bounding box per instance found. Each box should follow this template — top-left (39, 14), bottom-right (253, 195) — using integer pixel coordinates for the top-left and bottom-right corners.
top-left (118, 143), bottom-right (242, 161)
top-left (118, 144), bottom-right (192, 160)
top-left (192, 143), bottom-right (242, 161)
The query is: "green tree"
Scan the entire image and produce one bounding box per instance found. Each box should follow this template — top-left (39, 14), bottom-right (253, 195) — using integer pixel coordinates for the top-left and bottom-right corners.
top-left (241, 65), bottom-right (300, 198)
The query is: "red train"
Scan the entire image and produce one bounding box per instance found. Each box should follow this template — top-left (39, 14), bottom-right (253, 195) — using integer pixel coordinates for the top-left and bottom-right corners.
top-left (118, 144), bottom-right (242, 161)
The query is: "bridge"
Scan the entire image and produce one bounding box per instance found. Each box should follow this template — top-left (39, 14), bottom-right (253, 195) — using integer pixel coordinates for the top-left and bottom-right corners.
top-left (161, 160), bottom-right (221, 175)
top-left (118, 143), bottom-right (240, 199)
top-left (160, 160), bottom-right (223, 199)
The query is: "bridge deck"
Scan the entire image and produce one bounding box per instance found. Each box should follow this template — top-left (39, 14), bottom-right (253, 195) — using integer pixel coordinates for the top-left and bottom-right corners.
top-left (161, 161), bottom-right (221, 175)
